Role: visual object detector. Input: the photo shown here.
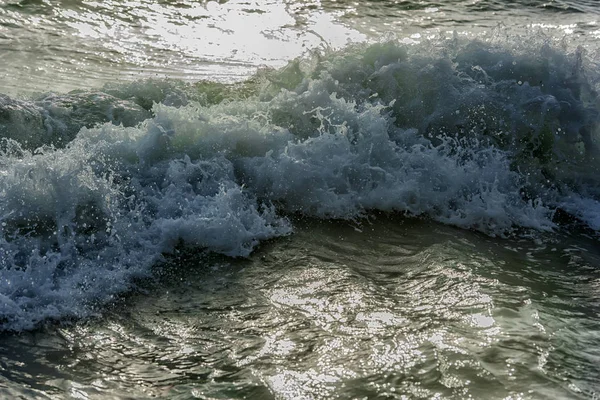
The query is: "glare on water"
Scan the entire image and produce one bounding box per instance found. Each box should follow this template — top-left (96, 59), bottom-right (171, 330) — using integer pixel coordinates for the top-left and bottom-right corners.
top-left (1, 219), bottom-right (599, 399)
top-left (0, 0), bottom-right (364, 95)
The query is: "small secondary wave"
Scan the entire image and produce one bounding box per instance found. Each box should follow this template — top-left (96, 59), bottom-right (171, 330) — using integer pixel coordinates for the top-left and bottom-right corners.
top-left (0, 33), bottom-right (599, 331)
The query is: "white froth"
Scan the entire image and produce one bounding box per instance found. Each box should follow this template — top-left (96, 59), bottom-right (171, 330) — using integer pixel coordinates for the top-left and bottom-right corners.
top-left (1, 35), bottom-right (599, 330)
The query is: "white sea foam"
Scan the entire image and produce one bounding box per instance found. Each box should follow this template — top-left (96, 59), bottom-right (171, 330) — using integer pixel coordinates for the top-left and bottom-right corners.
top-left (0, 122), bottom-right (290, 330)
top-left (0, 35), bottom-right (599, 330)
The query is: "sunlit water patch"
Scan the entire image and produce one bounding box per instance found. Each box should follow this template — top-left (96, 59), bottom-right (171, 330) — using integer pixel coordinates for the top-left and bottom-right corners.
top-left (0, 218), bottom-right (599, 399)
top-left (0, 0), bottom-right (364, 96)
top-left (2, 0), bottom-right (600, 96)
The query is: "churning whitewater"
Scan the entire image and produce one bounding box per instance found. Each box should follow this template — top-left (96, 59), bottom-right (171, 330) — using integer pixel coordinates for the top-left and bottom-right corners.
top-left (1, 34), bottom-right (599, 331)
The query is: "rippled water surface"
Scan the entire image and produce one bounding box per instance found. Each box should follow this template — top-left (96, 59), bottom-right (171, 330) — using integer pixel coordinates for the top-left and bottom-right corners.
top-left (1, 218), bottom-right (599, 399)
top-left (2, 0), bottom-right (600, 95)
top-left (0, 0), bottom-right (364, 95)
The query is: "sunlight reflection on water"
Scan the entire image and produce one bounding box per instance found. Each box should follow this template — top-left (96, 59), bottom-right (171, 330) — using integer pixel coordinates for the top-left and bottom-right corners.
top-left (0, 0), bottom-right (365, 95)
top-left (0, 219), bottom-right (599, 399)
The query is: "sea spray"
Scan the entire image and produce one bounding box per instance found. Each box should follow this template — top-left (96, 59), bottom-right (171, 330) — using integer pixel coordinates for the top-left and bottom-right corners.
top-left (0, 34), bottom-right (599, 330)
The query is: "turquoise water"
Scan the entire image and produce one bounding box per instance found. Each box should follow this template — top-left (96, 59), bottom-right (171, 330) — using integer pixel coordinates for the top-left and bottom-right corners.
top-left (1, 0), bottom-right (600, 398)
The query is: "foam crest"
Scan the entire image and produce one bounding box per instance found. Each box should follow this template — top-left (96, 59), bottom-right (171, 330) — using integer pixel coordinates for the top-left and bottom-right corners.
top-left (237, 91), bottom-right (554, 232)
top-left (0, 122), bottom-right (290, 330)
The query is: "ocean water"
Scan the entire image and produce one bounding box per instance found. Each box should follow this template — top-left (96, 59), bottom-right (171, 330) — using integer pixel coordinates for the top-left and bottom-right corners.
top-left (1, 0), bottom-right (600, 398)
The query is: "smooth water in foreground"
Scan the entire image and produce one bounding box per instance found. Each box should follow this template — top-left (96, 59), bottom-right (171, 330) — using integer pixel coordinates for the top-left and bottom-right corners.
top-left (1, 217), bottom-right (599, 399)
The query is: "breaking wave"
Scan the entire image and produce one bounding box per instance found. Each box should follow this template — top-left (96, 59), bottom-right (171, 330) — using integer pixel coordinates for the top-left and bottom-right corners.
top-left (1, 33), bottom-right (599, 330)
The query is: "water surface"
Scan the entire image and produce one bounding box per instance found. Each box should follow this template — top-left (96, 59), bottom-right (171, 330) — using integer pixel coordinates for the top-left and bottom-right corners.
top-left (1, 0), bottom-right (600, 399)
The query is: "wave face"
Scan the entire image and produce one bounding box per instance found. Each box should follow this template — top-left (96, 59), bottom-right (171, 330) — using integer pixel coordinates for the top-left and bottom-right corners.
top-left (1, 35), bottom-right (599, 331)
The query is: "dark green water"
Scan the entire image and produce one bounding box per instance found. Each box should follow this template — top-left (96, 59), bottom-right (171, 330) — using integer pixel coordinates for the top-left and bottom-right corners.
top-left (2, 217), bottom-right (599, 399)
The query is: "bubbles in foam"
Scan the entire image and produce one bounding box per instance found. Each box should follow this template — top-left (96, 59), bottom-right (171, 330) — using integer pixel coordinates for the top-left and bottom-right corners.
top-left (0, 121), bottom-right (290, 330)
